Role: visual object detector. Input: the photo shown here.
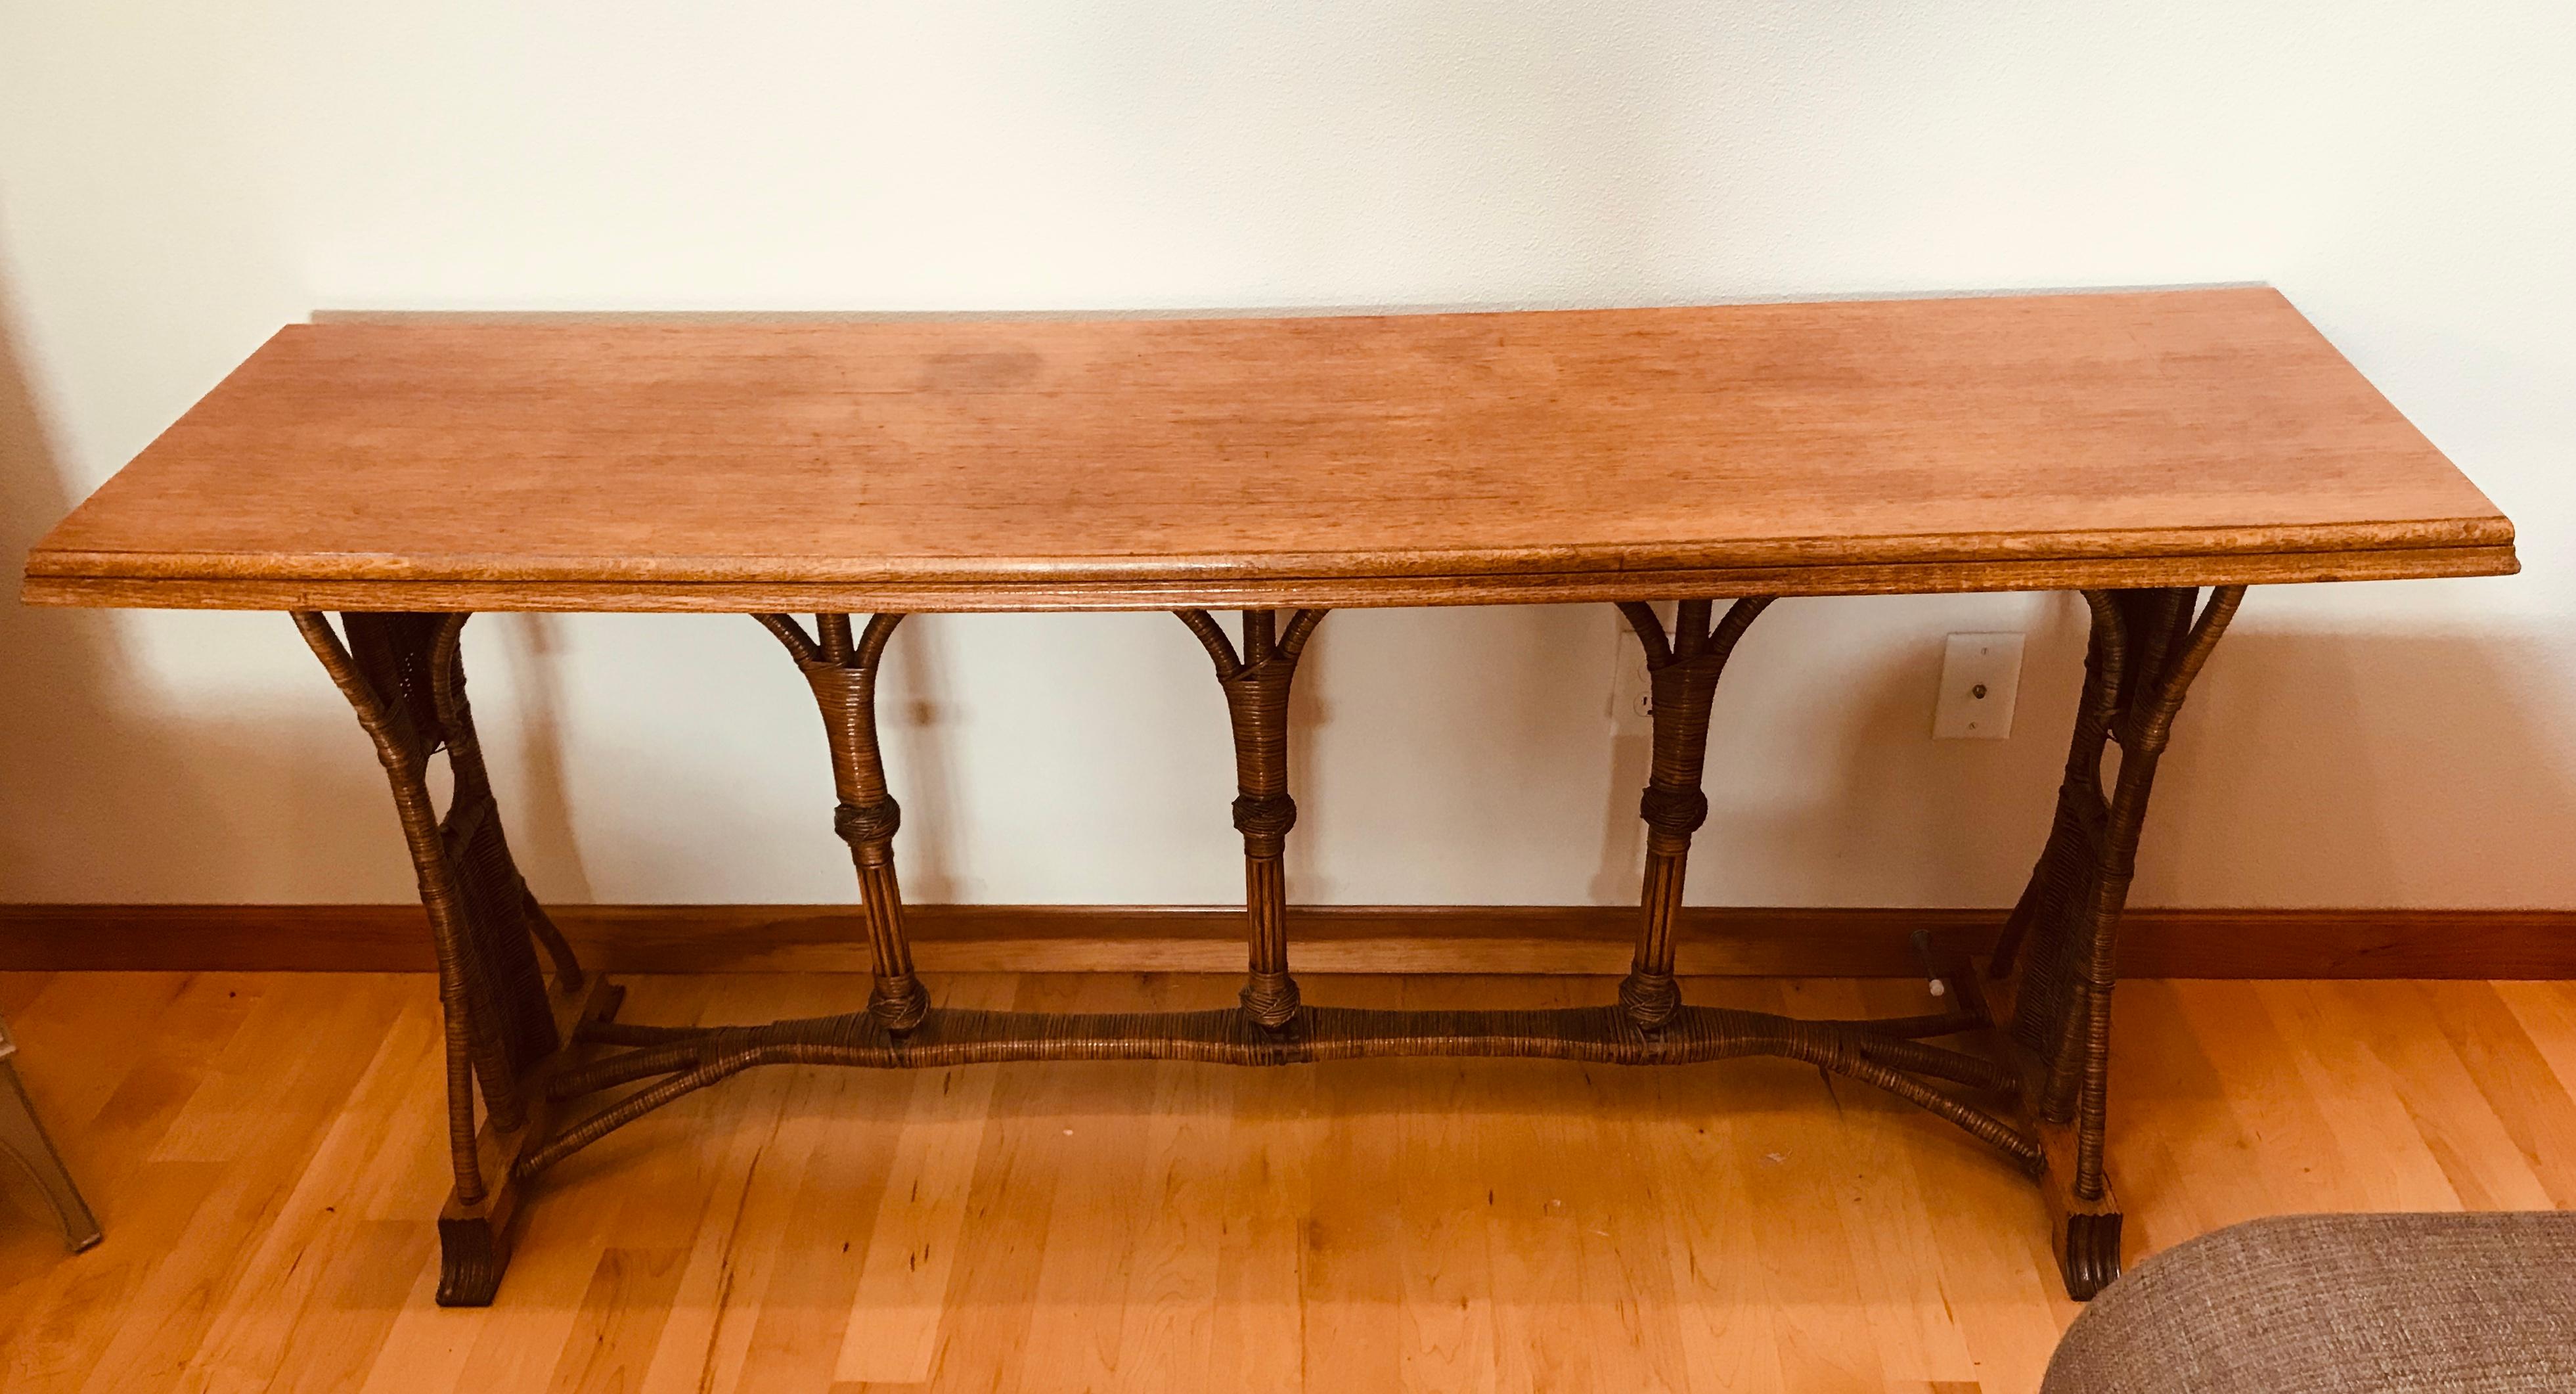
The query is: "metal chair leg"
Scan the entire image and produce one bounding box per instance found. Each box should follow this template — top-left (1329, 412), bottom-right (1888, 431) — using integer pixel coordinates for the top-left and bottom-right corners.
top-left (0, 1036), bottom-right (103, 1252)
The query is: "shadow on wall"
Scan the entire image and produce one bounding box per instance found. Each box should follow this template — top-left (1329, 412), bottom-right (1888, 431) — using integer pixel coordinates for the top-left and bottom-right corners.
top-left (2146, 627), bottom-right (2576, 909)
top-left (1676, 593), bottom-right (2098, 909)
top-left (481, 615), bottom-right (597, 904)
top-left (0, 273), bottom-right (605, 904)
top-left (1668, 595), bottom-right (2576, 911)
top-left (0, 274), bottom-right (223, 899)
top-left (0, 283), bottom-right (358, 896)
top-left (881, 615), bottom-right (964, 903)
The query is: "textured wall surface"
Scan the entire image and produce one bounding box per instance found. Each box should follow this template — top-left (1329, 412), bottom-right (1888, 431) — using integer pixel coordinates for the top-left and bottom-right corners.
top-left (1, 2), bottom-right (2569, 907)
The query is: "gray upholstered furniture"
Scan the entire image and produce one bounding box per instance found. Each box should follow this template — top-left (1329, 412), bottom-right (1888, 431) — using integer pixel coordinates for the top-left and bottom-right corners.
top-left (2045, 1212), bottom-right (2576, 1393)
top-left (0, 1010), bottom-right (102, 1251)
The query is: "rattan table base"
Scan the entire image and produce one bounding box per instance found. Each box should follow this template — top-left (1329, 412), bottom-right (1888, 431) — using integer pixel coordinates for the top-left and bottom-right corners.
top-left (292, 585), bottom-right (2242, 1307)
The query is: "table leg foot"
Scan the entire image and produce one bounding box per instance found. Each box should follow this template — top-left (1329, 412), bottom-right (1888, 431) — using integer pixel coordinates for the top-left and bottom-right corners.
top-left (433, 968), bottom-right (623, 1306)
top-left (2028, 1102), bottom-right (2125, 1299)
top-left (2059, 1209), bottom-right (2125, 1300)
top-left (435, 1210), bottom-right (506, 1307)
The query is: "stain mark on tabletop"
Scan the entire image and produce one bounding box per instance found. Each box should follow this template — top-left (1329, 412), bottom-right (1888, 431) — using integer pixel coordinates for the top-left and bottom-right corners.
top-left (918, 350), bottom-right (1042, 393)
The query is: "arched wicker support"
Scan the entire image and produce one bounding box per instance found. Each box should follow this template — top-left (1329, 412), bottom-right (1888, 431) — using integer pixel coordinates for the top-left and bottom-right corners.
top-left (757, 613), bottom-right (929, 1033)
top-left (1614, 597), bottom-right (1775, 1029)
top-left (1175, 608), bottom-right (1327, 1030)
top-left (1986, 585), bottom-right (2246, 1299)
top-left (302, 587), bottom-right (2238, 1307)
top-left (294, 611), bottom-right (617, 1307)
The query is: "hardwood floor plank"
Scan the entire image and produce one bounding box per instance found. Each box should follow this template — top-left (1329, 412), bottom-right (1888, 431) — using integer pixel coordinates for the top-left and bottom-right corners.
top-left (1559, 985), bottom-right (1695, 1394)
top-left (1201, 992), bottom-right (1316, 1394)
top-left (1804, 979), bottom-right (1983, 1389)
top-left (830, 975), bottom-right (1020, 1385)
top-left (1, 1161), bottom-right (230, 1390)
top-left (1729, 980), bottom-right (1886, 1393)
top-left (3, 968), bottom-right (2567, 1394)
top-left (2110, 980), bottom-right (2274, 1251)
top-left (2171, 981), bottom-right (2371, 1213)
top-left (177, 987), bottom-right (445, 1393)
top-left (617, 975), bottom-right (851, 1394)
top-left (2331, 981), bottom-right (2552, 1211)
top-left (1475, 978), bottom-right (1603, 1394)
top-left (74, 974), bottom-right (268, 1196)
top-left (2495, 983), bottom-right (2576, 1137)
top-left (1017, 974), bottom-right (1184, 1394)
top-left (2250, 981), bottom-right (2463, 1211)
top-left (72, 976), bottom-right (414, 1394)
top-left (1641, 979), bottom-right (1790, 1394)
top-left (1101, 987), bottom-right (1233, 1394)
top-left (901, 974), bottom-right (1067, 1394)
top-left (544, 1247), bottom-right (691, 1394)
top-left (1298, 976), bottom-right (1408, 1394)
top-left (0, 970), bottom-right (58, 1018)
top-left (0, 973), bottom-right (258, 1309)
top-left (2416, 981), bottom-right (2576, 1209)
top-left (1525, 976), bottom-right (1693, 1394)
top-left (632, 1050), bottom-right (837, 1394)
top-left (7, 972), bottom-right (197, 1131)
top-left (1392, 977), bottom-right (1500, 1394)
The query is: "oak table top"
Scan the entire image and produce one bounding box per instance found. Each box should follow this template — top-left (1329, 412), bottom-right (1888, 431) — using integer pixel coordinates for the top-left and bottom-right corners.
top-left (22, 287), bottom-right (2515, 612)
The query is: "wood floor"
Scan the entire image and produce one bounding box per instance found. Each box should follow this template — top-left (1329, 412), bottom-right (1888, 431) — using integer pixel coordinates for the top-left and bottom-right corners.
top-left (5, 971), bottom-right (2576, 1393)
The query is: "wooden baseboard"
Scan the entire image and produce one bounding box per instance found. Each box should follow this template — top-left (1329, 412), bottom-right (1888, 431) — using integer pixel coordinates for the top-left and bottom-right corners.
top-left (1, 903), bottom-right (2568, 978)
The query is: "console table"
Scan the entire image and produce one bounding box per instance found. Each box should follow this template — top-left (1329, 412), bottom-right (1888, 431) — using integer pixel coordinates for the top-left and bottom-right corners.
top-left (23, 289), bottom-right (2515, 1305)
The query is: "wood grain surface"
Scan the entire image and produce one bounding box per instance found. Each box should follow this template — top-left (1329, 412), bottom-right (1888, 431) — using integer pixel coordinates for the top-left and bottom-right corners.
top-left (23, 289), bottom-right (2513, 610)
top-left (9, 968), bottom-right (2576, 1392)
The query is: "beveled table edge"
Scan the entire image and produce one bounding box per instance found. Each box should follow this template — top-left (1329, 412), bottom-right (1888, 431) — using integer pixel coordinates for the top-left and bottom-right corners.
top-left (18, 542), bottom-right (2520, 612)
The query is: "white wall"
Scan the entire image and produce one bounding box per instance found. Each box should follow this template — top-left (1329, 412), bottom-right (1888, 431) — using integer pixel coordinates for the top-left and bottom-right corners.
top-left (2, 2), bottom-right (2570, 909)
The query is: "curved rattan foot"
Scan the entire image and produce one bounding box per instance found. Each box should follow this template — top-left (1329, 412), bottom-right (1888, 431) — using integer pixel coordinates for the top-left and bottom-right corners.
top-left (2061, 1211), bottom-right (2123, 1299)
top-left (428, 970), bottom-right (623, 1306)
top-left (436, 1213), bottom-right (504, 1307)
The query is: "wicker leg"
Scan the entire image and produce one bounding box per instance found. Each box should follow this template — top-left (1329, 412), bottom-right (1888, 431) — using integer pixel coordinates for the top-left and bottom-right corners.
top-left (1612, 598), bottom-right (1775, 1029)
top-left (1988, 593), bottom-right (2122, 1002)
top-left (1993, 586), bottom-right (2245, 1299)
top-left (757, 614), bottom-right (930, 1033)
top-left (295, 611), bottom-right (608, 1305)
top-left (1177, 608), bottom-right (1327, 1031)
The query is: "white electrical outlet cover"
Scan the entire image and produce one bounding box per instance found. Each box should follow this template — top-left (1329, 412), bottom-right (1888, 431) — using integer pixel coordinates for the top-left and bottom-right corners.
top-left (1934, 633), bottom-right (2024, 740)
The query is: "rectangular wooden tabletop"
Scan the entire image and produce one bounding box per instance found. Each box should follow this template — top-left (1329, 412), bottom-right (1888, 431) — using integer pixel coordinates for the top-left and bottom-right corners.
top-left (21, 287), bottom-right (2514, 612)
